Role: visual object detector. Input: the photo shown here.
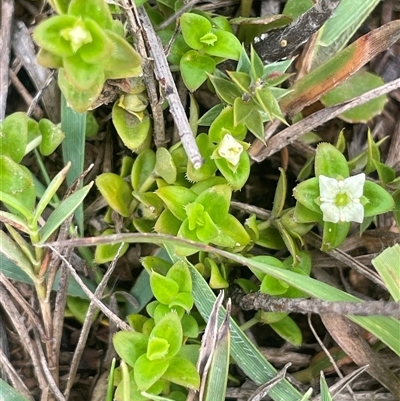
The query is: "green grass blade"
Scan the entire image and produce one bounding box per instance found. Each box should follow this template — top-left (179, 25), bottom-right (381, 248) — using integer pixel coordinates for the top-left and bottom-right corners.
top-left (372, 244), bottom-right (400, 301)
top-left (203, 303), bottom-right (231, 401)
top-left (0, 253), bottom-right (96, 299)
top-left (188, 259), bottom-right (302, 399)
top-left (0, 379), bottom-right (30, 401)
top-left (44, 233), bottom-right (400, 358)
top-left (61, 94), bottom-right (86, 234)
top-left (33, 162), bottom-right (70, 224)
top-left (312, 0), bottom-right (380, 68)
top-left (39, 182), bottom-right (93, 243)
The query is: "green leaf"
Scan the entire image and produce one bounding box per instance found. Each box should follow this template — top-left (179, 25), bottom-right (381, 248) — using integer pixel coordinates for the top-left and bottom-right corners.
top-left (203, 29), bottom-right (242, 60)
top-left (180, 51), bottom-right (215, 92)
top-left (154, 209), bottom-right (182, 236)
top-left (33, 15), bottom-right (77, 57)
top-left (169, 291), bottom-right (194, 311)
top-left (315, 142), bottom-right (349, 178)
top-left (214, 151), bottom-right (250, 191)
top-left (209, 106), bottom-right (247, 142)
top-left (78, 19), bottom-right (114, 63)
top-left (270, 315), bottom-right (303, 346)
top-left (131, 148), bottom-right (156, 193)
top-left (58, 68), bottom-right (103, 112)
top-left (393, 188), bottom-right (400, 228)
top-left (244, 109), bottom-right (264, 142)
top-left (149, 312), bottom-right (183, 358)
top-left (283, 0), bottom-right (313, 18)
top-left (94, 229), bottom-right (129, 263)
top-left (256, 227), bottom-right (286, 250)
top-left (96, 173), bottom-right (133, 217)
top-left (166, 260), bottom-right (192, 292)
top-left (113, 331), bottom-right (148, 367)
top-left (321, 221), bottom-right (351, 251)
top-left (180, 13), bottom-right (212, 50)
top-left (39, 183), bottom-right (93, 242)
top-left (0, 231), bottom-right (35, 281)
top-left (156, 186), bottom-right (197, 221)
top-left (0, 112), bottom-right (29, 162)
top-left (228, 71), bottom-right (251, 92)
top-left (363, 180), bottom-right (394, 217)
top-left (208, 75), bottom-right (243, 106)
top-left (103, 30), bottom-right (143, 79)
top-left (272, 168), bottom-right (287, 218)
top-left (293, 177), bottom-right (321, 214)
top-left (255, 86), bottom-right (287, 124)
top-left (0, 379), bottom-right (31, 401)
top-left (233, 98), bottom-right (253, 125)
top-left (181, 314), bottom-right (199, 338)
top-left (63, 53), bottom-right (105, 92)
top-left (321, 71), bottom-right (387, 123)
top-left (373, 160), bottom-right (395, 185)
top-left (154, 147), bottom-right (177, 184)
top-left (195, 184), bottom-right (231, 224)
top-left (251, 255), bottom-right (285, 281)
top-left (196, 103), bottom-right (224, 126)
top-left (250, 46), bottom-right (264, 80)
top-left (0, 156), bottom-right (36, 215)
top-left (38, 119), bottom-right (65, 156)
top-left (162, 355), bottom-right (200, 390)
top-left (186, 133), bottom-right (217, 182)
top-left (150, 271), bottom-right (179, 305)
top-left (372, 244), bottom-right (400, 301)
top-left (112, 104), bottom-right (151, 152)
top-left (147, 337), bottom-right (170, 360)
top-left (213, 214), bottom-right (251, 248)
top-left (134, 354), bottom-right (169, 391)
top-left (68, 0), bottom-right (113, 29)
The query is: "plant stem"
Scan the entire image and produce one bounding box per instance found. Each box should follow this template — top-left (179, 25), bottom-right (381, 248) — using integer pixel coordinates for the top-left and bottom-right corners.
top-left (240, 316), bottom-right (259, 332)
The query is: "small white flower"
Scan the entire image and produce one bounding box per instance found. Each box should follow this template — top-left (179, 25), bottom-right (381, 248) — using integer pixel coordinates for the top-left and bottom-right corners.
top-left (318, 173), bottom-right (365, 223)
top-left (215, 134), bottom-right (243, 166)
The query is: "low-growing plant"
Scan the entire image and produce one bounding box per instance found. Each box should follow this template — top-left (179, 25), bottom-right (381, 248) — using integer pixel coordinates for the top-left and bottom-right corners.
top-left (33, 0), bottom-right (142, 112)
top-left (113, 258), bottom-right (200, 400)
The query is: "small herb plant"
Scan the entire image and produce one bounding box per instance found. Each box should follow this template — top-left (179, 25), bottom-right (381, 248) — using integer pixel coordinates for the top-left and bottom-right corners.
top-left (113, 258), bottom-right (200, 400)
top-left (168, 12), bottom-right (243, 91)
top-left (0, 111), bottom-right (92, 355)
top-left (33, 0), bottom-right (142, 112)
top-left (294, 142), bottom-right (395, 251)
top-left (2, 1), bottom-right (400, 400)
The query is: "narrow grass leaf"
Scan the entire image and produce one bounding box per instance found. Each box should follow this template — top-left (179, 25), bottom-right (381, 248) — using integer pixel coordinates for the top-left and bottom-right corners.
top-left (372, 244), bottom-right (400, 301)
top-left (39, 182), bottom-right (93, 242)
top-left (61, 94), bottom-right (86, 233)
top-left (0, 379), bottom-right (30, 401)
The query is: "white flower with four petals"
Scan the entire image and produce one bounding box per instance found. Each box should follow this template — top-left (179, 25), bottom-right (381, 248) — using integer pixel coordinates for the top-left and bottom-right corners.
top-left (318, 173), bottom-right (365, 223)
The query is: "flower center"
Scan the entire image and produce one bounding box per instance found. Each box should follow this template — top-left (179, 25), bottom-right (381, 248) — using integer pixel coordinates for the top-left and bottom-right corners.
top-left (335, 192), bottom-right (350, 207)
top-left (61, 19), bottom-right (92, 53)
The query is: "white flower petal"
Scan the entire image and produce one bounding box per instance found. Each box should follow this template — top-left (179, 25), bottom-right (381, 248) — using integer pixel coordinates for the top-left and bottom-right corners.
top-left (319, 175), bottom-right (340, 199)
top-left (341, 202), bottom-right (364, 223)
top-left (217, 134), bottom-right (243, 166)
top-left (320, 202), bottom-right (340, 223)
top-left (342, 173), bottom-right (365, 199)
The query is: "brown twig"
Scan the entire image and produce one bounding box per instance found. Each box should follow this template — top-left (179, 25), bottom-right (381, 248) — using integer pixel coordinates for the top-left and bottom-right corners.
top-left (240, 293), bottom-right (400, 318)
top-left (0, 0), bottom-right (14, 120)
top-left (63, 244), bottom-right (127, 399)
top-left (250, 76), bottom-right (400, 162)
top-left (121, 0), bottom-right (203, 168)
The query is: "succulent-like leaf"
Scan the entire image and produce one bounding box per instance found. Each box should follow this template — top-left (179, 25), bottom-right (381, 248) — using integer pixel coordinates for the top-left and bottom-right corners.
top-left (180, 51), bottom-right (215, 92)
top-left (0, 112), bottom-right (29, 163)
top-left (180, 13), bottom-right (212, 50)
top-left (38, 119), bottom-right (65, 156)
top-left (96, 173), bottom-right (133, 217)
